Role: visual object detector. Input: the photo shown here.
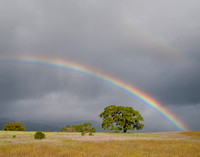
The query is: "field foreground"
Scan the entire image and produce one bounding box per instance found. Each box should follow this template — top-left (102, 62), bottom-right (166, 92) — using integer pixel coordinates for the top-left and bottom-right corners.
top-left (0, 131), bottom-right (200, 157)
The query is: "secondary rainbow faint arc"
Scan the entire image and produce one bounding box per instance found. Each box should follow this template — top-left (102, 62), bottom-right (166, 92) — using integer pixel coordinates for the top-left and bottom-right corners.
top-left (0, 55), bottom-right (188, 131)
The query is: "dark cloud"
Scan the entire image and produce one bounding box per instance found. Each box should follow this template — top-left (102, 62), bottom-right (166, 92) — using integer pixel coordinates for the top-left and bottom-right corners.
top-left (0, 0), bottom-right (200, 131)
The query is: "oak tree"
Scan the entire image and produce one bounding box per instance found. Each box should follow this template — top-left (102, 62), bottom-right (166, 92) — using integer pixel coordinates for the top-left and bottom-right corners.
top-left (3, 122), bottom-right (26, 131)
top-left (99, 105), bottom-right (144, 133)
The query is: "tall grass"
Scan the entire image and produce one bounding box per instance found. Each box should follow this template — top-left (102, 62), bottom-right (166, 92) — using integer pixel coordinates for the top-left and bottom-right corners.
top-left (181, 131), bottom-right (200, 138)
top-left (0, 140), bottom-right (199, 157)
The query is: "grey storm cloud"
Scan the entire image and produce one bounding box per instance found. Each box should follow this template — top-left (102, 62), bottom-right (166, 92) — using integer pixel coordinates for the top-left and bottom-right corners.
top-left (0, 0), bottom-right (200, 131)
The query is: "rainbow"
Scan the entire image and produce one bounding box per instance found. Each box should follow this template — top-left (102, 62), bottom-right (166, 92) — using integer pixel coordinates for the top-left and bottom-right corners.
top-left (0, 54), bottom-right (189, 131)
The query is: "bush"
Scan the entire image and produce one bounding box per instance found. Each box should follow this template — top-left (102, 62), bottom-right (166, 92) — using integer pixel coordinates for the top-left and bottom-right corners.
top-left (4, 122), bottom-right (26, 131)
top-left (81, 132), bottom-right (86, 136)
top-left (89, 132), bottom-right (94, 136)
top-left (34, 131), bottom-right (45, 139)
top-left (13, 135), bottom-right (16, 138)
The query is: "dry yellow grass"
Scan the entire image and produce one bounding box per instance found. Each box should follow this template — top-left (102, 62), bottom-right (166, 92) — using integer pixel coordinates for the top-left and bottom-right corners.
top-left (180, 131), bottom-right (200, 138)
top-left (0, 131), bottom-right (199, 157)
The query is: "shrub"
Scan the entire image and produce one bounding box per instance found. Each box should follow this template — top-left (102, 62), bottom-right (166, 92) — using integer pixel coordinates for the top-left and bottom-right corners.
top-left (3, 122), bottom-right (26, 131)
top-left (13, 135), bottom-right (16, 138)
top-left (81, 132), bottom-right (86, 136)
top-left (34, 131), bottom-right (45, 139)
top-left (89, 132), bottom-right (94, 136)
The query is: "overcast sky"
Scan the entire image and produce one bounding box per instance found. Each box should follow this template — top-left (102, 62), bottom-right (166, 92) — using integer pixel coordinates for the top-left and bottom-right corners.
top-left (0, 0), bottom-right (200, 132)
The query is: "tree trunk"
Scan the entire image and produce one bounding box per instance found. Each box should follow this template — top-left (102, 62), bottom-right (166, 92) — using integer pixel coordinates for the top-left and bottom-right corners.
top-left (123, 129), bottom-right (127, 133)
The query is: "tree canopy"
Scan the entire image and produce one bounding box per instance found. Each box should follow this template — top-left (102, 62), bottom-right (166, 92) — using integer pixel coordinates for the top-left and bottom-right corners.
top-left (3, 122), bottom-right (26, 131)
top-left (99, 105), bottom-right (144, 133)
top-left (61, 123), bottom-right (96, 133)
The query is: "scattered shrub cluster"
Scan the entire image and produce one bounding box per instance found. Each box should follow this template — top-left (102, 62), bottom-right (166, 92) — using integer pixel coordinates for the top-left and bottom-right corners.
top-left (34, 131), bottom-right (45, 139)
top-left (3, 122), bottom-right (26, 131)
top-left (61, 125), bottom-right (77, 132)
top-left (61, 122), bottom-right (96, 136)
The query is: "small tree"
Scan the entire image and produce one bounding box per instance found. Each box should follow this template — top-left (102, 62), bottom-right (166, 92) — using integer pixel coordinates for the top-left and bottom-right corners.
top-left (81, 123), bottom-right (96, 134)
top-left (90, 127), bottom-right (96, 133)
top-left (74, 124), bottom-right (84, 132)
top-left (3, 122), bottom-right (26, 131)
top-left (99, 105), bottom-right (144, 133)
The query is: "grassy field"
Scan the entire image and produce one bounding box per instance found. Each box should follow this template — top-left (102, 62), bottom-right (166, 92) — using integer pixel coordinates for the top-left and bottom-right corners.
top-left (0, 131), bottom-right (199, 157)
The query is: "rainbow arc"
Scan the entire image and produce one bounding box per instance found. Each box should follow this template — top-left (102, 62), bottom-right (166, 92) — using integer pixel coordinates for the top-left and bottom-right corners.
top-left (0, 55), bottom-right (189, 131)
